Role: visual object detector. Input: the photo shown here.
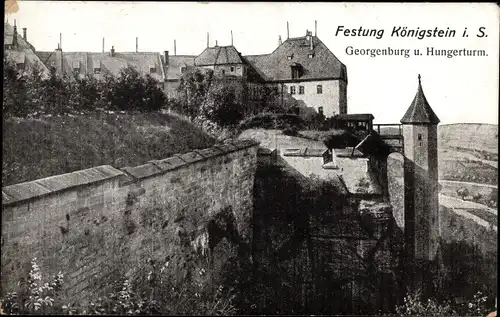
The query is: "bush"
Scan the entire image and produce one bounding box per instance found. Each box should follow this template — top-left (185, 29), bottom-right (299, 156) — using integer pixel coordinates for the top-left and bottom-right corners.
top-left (1, 258), bottom-right (64, 315)
top-left (457, 187), bottom-right (470, 200)
top-left (238, 112), bottom-right (306, 131)
top-left (394, 289), bottom-right (490, 317)
top-left (282, 127), bottom-right (298, 136)
top-left (2, 60), bottom-right (168, 118)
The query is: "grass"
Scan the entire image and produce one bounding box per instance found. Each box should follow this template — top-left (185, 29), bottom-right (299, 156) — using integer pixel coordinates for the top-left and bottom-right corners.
top-left (2, 111), bottom-right (216, 186)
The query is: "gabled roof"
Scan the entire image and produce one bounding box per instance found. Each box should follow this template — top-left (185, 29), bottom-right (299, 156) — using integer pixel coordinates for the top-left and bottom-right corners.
top-left (164, 55), bottom-right (196, 80)
top-left (195, 46), bottom-right (243, 66)
top-left (244, 35), bottom-right (347, 82)
top-left (401, 75), bottom-right (440, 125)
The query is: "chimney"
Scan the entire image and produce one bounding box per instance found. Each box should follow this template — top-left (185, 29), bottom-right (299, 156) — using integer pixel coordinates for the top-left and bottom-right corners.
top-left (22, 27), bottom-right (27, 41)
top-left (164, 51), bottom-right (169, 66)
top-left (231, 30), bottom-right (233, 46)
top-left (287, 21), bottom-right (289, 39)
top-left (102, 37), bottom-right (105, 53)
top-left (278, 35), bottom-right (282, 46)
top-left (315, 20), bottom-right (317, 36)
top-left (111, 45), bottom-right (115, 57)
top-left (215, 40), bottom-right (218, 46)
top-left (60, 33), bottom-right (62, 50)
top-left (55, 42), bottom-right (63, 76)
top-left (136, 37), bottom-right (138, 52)
top-left (310, 31), bottom-right (313, 50)
top-left (207, 32), bottom-right (209, 48)
top-left (174, 40), bottom-right (176, 56)
top-left (12, 19), bottom-right (18, 47)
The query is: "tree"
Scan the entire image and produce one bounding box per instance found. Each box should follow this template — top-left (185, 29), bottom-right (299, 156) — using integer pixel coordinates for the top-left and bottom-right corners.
top-left (200, 79), bottom-right (244, 127)
top-left (457, 187), bottom-right (470, 200)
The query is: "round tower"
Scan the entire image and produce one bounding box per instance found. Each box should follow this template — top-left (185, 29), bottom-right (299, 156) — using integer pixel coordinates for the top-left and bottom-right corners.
top-left (400, 74), bottom-right (440, 287)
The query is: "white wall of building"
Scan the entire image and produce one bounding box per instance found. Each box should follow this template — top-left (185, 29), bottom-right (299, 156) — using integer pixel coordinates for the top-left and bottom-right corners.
top-left (283, 79), bottom-right (346, 118)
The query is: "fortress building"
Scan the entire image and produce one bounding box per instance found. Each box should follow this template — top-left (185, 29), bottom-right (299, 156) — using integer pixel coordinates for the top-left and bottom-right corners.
top-left (165, 29), bottom-right (348, 119)
top-left (5, 19), bottom-right (348, 119)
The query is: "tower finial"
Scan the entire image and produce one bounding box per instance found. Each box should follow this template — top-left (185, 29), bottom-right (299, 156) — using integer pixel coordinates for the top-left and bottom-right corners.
top-left (418, 74), bottom-right (421, 85)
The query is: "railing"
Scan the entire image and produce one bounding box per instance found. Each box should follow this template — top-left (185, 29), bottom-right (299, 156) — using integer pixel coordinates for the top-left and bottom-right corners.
top-left (373, 123), bottom-right (402, 137)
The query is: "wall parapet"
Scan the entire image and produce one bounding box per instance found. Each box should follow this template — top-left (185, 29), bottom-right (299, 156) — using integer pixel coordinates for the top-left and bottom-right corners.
top-left (2, 165), bottom-right (125, 206)
top-left (2, 139), bottom-right (259, 206)
top-left (1, 138), bottom-right (260, 302)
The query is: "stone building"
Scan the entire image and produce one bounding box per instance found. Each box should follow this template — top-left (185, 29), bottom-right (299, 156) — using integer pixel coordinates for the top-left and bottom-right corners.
top-left (163, 29), bottom-right (348, 119)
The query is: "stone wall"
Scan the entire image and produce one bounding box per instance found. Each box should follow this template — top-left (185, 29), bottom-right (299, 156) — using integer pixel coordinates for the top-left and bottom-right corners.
top-left (1, 139), bottom-right (259, 303)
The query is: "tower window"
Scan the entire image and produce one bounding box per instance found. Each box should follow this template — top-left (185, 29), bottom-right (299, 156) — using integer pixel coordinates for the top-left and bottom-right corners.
top-left (418, 133), bottom-right (422, 141)
top-left (221, 69), bottom-right (225, 75)
top-left (290, 86), bottom-right (296, 95)
top-left (317, 85), bottom-right (323, 94)
top-left (299, 86), bottom-right (304, 94)
top-left (230, 66), bottom-right (235, 72)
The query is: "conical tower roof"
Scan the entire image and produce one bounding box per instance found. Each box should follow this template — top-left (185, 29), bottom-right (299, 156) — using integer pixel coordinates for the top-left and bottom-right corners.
top-left (401, 75), bottom-right (440, 125)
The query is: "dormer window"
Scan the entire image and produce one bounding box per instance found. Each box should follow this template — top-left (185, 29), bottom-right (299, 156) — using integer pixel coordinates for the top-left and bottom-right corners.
top-left (308, 53), bottom-right (314, 58)
top-left (290, 63), bottom-right (302, 80)
top-left (72, 61), bottom-right (80, 72)
top-left (16, 63), bottom-right (25, 70)
top-left (287, 54), bottom-right (293, 60)
top-left (180, 66), bottom-right (187, 74)
top-left (149, 65), bottom-right (156, 73)
top-left (230, 66), bottom-right (235, 72)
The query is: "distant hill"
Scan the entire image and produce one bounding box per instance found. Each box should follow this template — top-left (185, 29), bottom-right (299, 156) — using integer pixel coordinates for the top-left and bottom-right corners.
top-left (438, 123), bottom-right (498, 154)
top-left (2, 112), bottom-right (216, 187)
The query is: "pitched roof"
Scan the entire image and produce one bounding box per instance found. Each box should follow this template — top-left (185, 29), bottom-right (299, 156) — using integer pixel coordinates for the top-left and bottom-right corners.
top-left (4, 22), bottom-right (35, 51)
top-left (164, 55), bottom-right (196, 80)
top-left (244, 35), bottom-right (347, 82)
top-left (5, 49), bottom-right (50, 78)
top-left (195, 46), bottom-right (243, 66)
top-left (400, 75), bottom-right (440, 124)
top-left (36, 50), bottom-right (166, 81)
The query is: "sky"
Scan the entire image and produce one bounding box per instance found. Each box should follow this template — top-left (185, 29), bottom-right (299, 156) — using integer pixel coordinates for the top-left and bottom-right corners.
top-left (6, 1), bottom-right (499, 125)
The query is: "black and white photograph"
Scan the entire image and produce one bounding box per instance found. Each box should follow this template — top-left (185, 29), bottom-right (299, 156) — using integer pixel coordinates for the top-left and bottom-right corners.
top-left (2, 2), bottom-right (498, 316)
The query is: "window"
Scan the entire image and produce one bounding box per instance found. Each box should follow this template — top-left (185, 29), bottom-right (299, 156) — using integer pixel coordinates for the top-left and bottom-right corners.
top-left (299, 86), bottom-right (304, 94)
top-left (149, 66), bottom-right (156, 73)
top-left (16, 63), bottom-right (25, 70)
top-left (221, 69), bottom-right (225, 75)
top-left (291, 68), bottom-right (300, 80)
top-left (308, 53), bottom-right (314, 58)
top-left (72, 61), bottom-right (80, 72)
top-left (290, 86), bottom-right (296, 95)
top-left (230, 66), bottom-right (235, 72)
top-left (318, 107), bottom-right (324, 116)
top-left (317, 85), bottom-right (323, 94)
top-left (180, 66), bottom-right (187, 74)
top-left (287, 54), bottom-right (293, 60)
top-left (417, 133), bottom-right (422, 141)
top-left (93, 67), bottom-right (101, 74)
